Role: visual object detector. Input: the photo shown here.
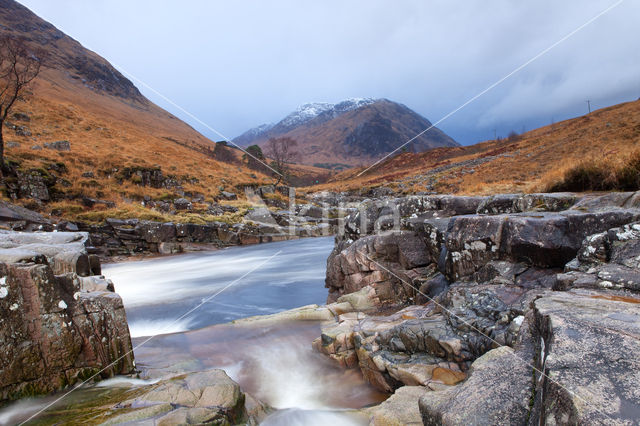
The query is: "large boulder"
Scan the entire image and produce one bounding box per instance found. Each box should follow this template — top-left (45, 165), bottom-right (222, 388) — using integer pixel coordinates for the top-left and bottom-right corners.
top-left (99, 369), bottom-right (269, 425)
top-left (0, 200), bottom-right (50, 231)
top-left (0, 262), bottom-right (134, 401)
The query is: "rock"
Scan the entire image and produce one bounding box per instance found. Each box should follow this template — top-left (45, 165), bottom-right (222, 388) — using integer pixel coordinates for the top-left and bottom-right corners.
top-left (318, 193), bottom-right (640, 424)
top-left (6, 141), bottom-right (20, 148)
top-left (136, 221), bottom-right (176, 243)
top-left (11, 112), bottom-right (30, 122)
top-left (0, 262), bottom-right (134, 401)
top-left (234, 304), bottom-right (336, 324)
top-left (30, 145), bottom-right (41, 150)
top-left (0, 200), bottom-right (50, 230)
top-left (0, 231), bottom-right (92, 276)
top-left (43, 140), bottom-right (71, 151)
top-left (530, 291), bottom-right (640, 425)
top-left (174, 197), bottom-right (192, 210)
top-left (220, 190), bottom-right (237, 200)
top-left (52, 251), bottom-right (90, 276)
top-left (16, 170), bottom-right (52, 201)
top-left (326, 231), bottom-right (434, 303)
top-left (57, 221), bottom-right (79, 232)
top-left (367, 386), bottom-right (429, 425)
top-left (104, 369), bottom-right (264, 425)
top-left (419, 345), bottom-right (533, 426)
top-left (81, 197), bottom-right (115, 208)
top-left (14, 125), bottom-right (31, 136)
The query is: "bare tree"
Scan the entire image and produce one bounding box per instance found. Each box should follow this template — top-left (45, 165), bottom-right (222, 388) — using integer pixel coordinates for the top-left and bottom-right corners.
top-left (0, 36), bottom-right (43, 173)
top-left (264, 137), bottom-right (299, 186)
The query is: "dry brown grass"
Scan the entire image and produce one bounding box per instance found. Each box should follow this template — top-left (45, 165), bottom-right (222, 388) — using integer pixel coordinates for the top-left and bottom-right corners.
top-left (544, 150), bottom-right (640, 192)
top-left (0, 66), bottom-right (331, 222)
top-left (302, 98), bottom-right (640, 195)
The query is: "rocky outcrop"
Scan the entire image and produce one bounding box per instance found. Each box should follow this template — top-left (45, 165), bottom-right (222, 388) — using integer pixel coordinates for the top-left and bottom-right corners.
top-left (326, 191), bottom-right (640, 301)
top-left (317, 191), bottom-right (640, 424)
top-left (0, 199), bottom-right (51, 231)
top-left (0, 231), bottom-right (134, 401)
top-left (79, 213), bottom-right (338, 258)
top-left (102, 369), bottom-right (268, 425)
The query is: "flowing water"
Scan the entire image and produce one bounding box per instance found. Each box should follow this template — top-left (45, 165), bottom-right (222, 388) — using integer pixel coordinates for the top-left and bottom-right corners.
top-left (104, 237), bottom-right (336, 337)
top-left (0, 237), bottom-right (386, 425)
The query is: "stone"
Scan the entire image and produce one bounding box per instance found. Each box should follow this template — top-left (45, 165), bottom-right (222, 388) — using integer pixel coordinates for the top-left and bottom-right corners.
top-left (318, 193), bottom-right (640, 424)
top-left (0, 200), bottom-right (49, 228)
top-left (530, 291), bottom-right (640, 425)
top-left (419, 345), bottom-right (533, 426)
top-left (0, 262), bottom-right (134, 401)
top-left (367, 386), bottom-right (429, 425)
top-left (174, 197), bottom-right (192, 210)
top-left (103, 369), bottom-right (263, 425)
top-left (43, 140), bottom-right (71, 151)
top-left (220, 190), bottom-right (237, 200)
top-left (16, 170), bottom-right (52, 201)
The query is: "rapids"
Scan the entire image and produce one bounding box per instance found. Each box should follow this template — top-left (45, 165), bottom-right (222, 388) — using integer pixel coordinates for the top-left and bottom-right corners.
top-left (0, 237), bottom-right (386, 425)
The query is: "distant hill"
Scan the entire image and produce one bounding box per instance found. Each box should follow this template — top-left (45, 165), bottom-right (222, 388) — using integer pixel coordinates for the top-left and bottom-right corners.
top-left (305, 98), bottom-right (640, 195)
top-left (235, 98), bottom-right (458, 167)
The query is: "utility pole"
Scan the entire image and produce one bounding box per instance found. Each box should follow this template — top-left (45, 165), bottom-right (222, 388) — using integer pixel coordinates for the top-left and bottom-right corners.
top-left (586, 100), bottom-right (591, 114)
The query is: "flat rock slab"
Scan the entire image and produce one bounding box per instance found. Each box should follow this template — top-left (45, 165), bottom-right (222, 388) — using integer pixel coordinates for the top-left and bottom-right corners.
top-left (533, 291), bottom-right (640, 425)
top-left (0, 200), bottom-right (49, 224)
top-left (368, 385), bottom-right (429, 425)
top-left (419, 346), bottom-right (533, 426)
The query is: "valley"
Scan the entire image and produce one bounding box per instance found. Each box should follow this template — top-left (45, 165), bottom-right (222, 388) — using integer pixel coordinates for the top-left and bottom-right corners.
top-left (1, 1), bottom-right (640, 425)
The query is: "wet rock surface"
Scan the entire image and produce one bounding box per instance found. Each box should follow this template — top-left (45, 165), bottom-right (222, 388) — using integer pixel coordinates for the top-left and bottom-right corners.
top-left (317, 192), bottom-right (640, 425)
top-left (0, 231), bottom-right (134, 401)
top-left (104, 369), bottom-right (266, 425)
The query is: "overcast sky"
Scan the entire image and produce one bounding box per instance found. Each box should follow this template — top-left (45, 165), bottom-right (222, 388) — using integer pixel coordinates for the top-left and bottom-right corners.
top-left (18, 0), bottom-right (640, 145)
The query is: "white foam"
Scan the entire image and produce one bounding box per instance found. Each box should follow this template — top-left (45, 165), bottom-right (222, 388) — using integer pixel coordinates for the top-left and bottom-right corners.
top-left (128, 317), bottom-right (194, 338)
top-left (261, 408), bottom-right (364, 426)
top-left (95, 377), bottom-right (160, 387)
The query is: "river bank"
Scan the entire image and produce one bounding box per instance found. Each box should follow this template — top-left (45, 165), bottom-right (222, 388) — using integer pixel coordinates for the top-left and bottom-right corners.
top-left (2, 191), bottom-right (640, 424)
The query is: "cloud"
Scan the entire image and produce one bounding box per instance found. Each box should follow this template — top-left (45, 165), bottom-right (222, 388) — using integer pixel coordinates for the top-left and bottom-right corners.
top-left (18, 0), bottom-right (640, 144)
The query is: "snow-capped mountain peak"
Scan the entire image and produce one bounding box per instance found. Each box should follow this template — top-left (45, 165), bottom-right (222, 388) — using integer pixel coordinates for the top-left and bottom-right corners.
top-left (278, 98), bottom-right (377, 129)
top-left (234, 97), bottom-right (380, 146)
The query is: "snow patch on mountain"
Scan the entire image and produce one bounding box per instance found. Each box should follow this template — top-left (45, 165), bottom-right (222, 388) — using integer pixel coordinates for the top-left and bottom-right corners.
top-left (234, 97), bottom-right (378, 145)
top-left (241, 122), bottom-right (274, 138)
top-left (279, 98), bottom-right (376, 129)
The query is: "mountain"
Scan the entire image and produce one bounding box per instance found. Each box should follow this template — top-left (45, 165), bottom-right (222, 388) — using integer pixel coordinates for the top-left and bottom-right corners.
top-left (309, 98), bottom-right (640, 195)
top-left (234, 98), bottom-right (458, 167)
top-left (0, 0), bottom-right (330, 218)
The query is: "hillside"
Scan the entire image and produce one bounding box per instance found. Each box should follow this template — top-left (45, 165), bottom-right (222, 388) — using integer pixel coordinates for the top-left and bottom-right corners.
top-left (0, 0), bottom-right (330, 223)
top-left (235, 98), bottom-right (458, 168)
top-left (304, 98), bottom-right (640, 195)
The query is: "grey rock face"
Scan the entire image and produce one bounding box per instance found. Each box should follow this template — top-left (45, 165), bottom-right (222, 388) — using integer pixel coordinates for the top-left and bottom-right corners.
top-left (530, 291), bottom-right (640, 425)
top-left (319, 192), bottom-right (640, 424)
top-left (0, 232), bottom-right (134, 401)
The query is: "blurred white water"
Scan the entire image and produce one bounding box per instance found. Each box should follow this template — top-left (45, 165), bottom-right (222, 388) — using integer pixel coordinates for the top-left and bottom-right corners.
top-left (127, 317), bottom-right (194, 338)
top-left (261, 408), bottom-right (366, 426)
top-left (103, 237), bottom-right (335, 334)
top-left (0, 398), bottom-right (54, 426)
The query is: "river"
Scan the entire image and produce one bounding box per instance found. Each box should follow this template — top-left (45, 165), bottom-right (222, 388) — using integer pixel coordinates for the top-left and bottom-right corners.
top-left (0, 237), bottom-right (386, 425)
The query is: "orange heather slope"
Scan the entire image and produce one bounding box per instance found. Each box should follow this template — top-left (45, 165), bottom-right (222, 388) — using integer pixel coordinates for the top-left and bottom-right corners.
top-left (0, 0), bottom-right (329, 220)
top-left (304, 98), bottom-right (640, 195)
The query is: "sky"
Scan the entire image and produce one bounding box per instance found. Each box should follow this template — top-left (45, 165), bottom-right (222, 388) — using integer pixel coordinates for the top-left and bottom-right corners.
top-left (18, 0), bottom-right (640, 145)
